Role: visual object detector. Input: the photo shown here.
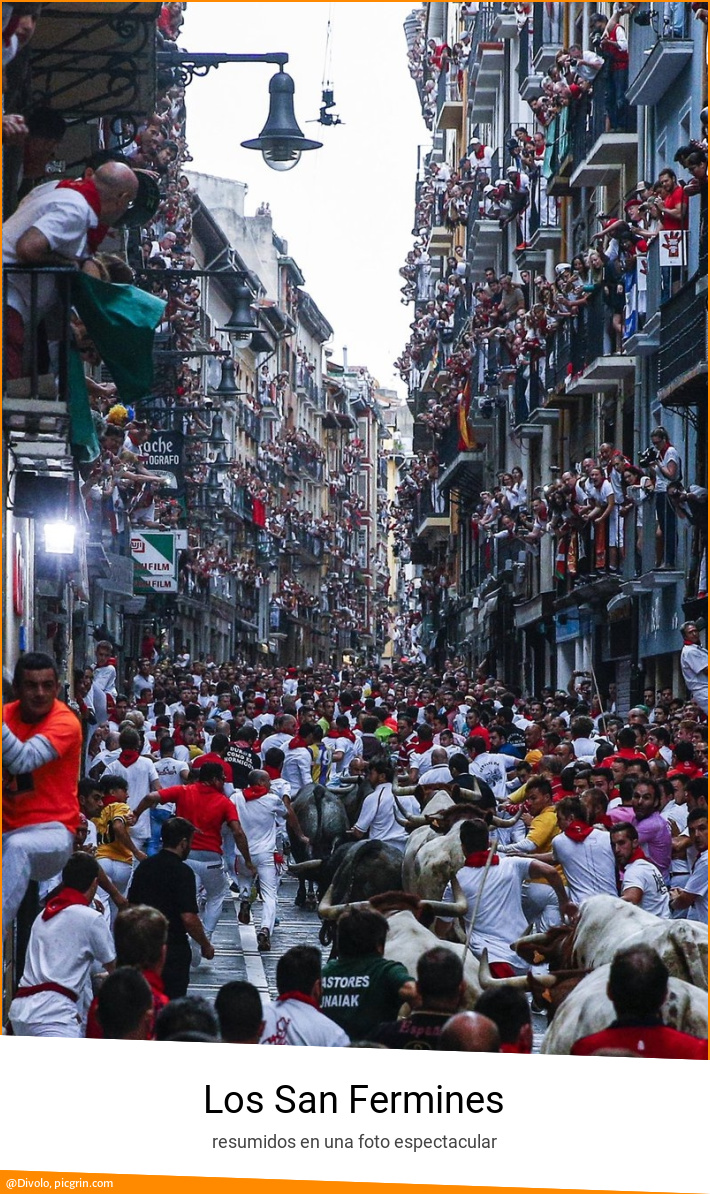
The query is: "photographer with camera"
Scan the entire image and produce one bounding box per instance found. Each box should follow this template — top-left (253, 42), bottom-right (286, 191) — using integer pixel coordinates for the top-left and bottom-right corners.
top-left (641, 428), bottom-right (681, 569)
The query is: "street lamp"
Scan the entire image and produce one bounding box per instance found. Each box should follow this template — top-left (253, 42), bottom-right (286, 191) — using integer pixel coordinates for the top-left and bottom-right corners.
top-left (157, 49), bottom-right (322, 172)
top-left (241, 66), bottom-right (323, 172)
top-left (219, 281), bottom-right (259, 347)
top-left (211, 356), bottom-right (241, 400)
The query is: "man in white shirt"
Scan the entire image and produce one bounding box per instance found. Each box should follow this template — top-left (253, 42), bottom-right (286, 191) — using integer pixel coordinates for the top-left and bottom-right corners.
top-left (102, 727), bottom-right (159, 851)
top-left (324, 715), bottom-right (362, 777)
top-left (9, 853), bottom-right (116, 1037)
top-left (351, 759), bottom-right (408, 853)
top-left (440, 819), bottom-right (573, 975)
top-left (281, 723), bottom-right (316, 795)
top-left (154, 736), bottom-right (190, 790)
top-left (2, 161), bottom-right (138, 376)
top-left (468, 735), bottom-right (513, 801)
top-left (260, 714), bottom-right (297, 759)
top-left (132, 659), bottom-right (155, 699)
top-left (551, 796), bottom-right (618, 904)
top-left (611, 823), bottom-right (670, 918)
top-left (234, 770), bottom-right (287, 952)
top-left (90, 641), bottom-right (117, 728)
top-left (680, 623), bottom-right (708, 715)
top-left (261, 945), bottom-right (349, 1046)
top-left (671, 809), bottom-right (708, 923)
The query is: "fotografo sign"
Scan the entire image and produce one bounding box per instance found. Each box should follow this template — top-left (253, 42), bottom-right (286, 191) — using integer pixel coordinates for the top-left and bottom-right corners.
top-left (131, 530), bottom-right (180, 593)
top-left (142, 429), bottom-right (185, 496)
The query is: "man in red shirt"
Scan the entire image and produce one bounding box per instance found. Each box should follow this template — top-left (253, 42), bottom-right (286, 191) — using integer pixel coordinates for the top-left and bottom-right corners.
top-left (571, 943), bottom-right (707, 1058)
top-left (190, 732), bottom-right (234, 787)
top-left (3, 652), bottom-right (83, 931)
top-left (658, 168), bottom-right (688, 230)
top-left (152, 762), bottom-right (254, 949)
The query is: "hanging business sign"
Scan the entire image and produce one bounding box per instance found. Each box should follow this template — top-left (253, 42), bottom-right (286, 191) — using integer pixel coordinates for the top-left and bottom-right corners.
top-left (141, 429), bottom-right (185, 496)
top-left (131, 530), bottom-right (179, 593)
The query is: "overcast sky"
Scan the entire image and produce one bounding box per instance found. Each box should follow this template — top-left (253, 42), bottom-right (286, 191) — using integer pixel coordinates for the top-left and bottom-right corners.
top-left (181, 2), bottom-right (427, 397)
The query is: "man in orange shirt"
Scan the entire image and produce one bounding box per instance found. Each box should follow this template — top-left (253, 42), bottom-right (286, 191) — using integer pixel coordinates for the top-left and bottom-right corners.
top-left (3, 653), bottom-right (82, 930)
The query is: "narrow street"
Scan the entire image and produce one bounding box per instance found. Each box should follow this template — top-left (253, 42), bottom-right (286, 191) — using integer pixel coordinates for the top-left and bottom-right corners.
top-left (189, 873), bottom-right (548, 1050)
top-left (188, 874), bottom-right (325, 1004)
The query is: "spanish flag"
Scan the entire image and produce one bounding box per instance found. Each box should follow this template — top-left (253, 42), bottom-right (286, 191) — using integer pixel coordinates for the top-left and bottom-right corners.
top-left (457, 378), bottom-right (475, 450)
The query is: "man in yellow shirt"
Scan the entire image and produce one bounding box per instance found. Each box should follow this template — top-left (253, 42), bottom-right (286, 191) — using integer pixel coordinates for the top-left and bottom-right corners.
top-left (501, 778), bottom-right (565, 930)
top-left (92, 774), bottom-right (150, 925)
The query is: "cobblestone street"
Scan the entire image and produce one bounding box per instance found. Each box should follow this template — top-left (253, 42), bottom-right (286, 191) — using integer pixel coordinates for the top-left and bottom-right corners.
top-left (188, 874), bottom-right (325, 1004)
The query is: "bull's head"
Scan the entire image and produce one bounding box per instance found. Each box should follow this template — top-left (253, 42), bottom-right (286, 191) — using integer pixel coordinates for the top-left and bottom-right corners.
top-left (511, 925), bottom-right (575, 969)
top-left (477, 950), bottom-right (590, 1017)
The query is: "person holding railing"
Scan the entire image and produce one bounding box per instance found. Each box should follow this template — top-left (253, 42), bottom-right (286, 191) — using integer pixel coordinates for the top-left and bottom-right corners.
top-left (580, 465), bottom-right (616, 573)
top-left (647, 426), bottom-right (681, 568)
top-left (2, 159), bottom-right (138, 378)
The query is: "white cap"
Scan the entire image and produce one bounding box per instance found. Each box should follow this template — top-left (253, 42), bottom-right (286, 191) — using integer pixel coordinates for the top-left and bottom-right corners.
top-left (555, 262), bottom-right (571, 275)
top-left (419, 765), bottom-right (453, 785)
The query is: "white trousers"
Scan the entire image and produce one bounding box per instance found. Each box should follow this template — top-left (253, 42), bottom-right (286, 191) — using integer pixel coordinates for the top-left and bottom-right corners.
top-left (186, 851), bottom-right (228, 937)
top-left (238, 851), bottom-right (279, 934)
top-left (97, 857), bottom-right (133, 927)
top-left (2, 822), bottom-right (75, 930)
top-left (10, 1009), bottom-right (82, 1038)
top-left (522, 881), bottom-right (562, 932)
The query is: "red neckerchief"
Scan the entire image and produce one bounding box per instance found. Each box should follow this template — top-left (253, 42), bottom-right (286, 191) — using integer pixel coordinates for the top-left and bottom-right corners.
top-left (100, 793), bottom-right (124, 808)
top-left (118, 748), bottom-right (141, 767)
top-left (277, 990), bottom-right (320, 1009)
top-left (264, 765), bottom-right (282, 781)
top-left (410, 739), bottom-right (430, 754)
top-left (628, 847), bottom-right (647, 864)
top-left (617, 846), bottom-right (651, 894)
top-left (599, 815), bottom-right (614, 830)
top-left (326, 728), bottom-right (356, 742)
top-left (42, 888), bottom-right (89, 921)
top-left (464, 850), bottom-right (500, 868)
top-left (564, 820), bottom-right (594, 842)
top-left (55, 178), bottom-right (109, 252)
top-left (289, 736), bottom-right (311, 751)
top-left (242, 784), bottom-right (269, 802)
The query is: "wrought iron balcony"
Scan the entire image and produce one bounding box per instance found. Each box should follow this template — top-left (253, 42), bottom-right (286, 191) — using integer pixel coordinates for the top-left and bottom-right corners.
top-left (412, 483), bottom-right (451, 540)
top-left (658, 279), bottom-right (708, 406)
top-left (435, 70), bottom-right (464, 131)
top-left (627, 4), bottom-right (694, 106)
top-left (467, 4), bottom-right (505, 122)
top-left (568, 81), bottom-right (637, 188)
top-left (531, 3), bottom-right (563, 71)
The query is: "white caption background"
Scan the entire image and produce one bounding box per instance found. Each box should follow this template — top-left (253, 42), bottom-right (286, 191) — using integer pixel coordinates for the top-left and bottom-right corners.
top-left (1, 1039), bottom-right (708, 1192)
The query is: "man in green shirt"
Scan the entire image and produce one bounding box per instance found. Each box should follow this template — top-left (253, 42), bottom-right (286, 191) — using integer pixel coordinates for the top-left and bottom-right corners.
top-left (321, 907), bottom-right (414, 1040)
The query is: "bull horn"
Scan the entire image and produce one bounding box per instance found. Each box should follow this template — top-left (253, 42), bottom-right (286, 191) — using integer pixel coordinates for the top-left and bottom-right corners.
top-left (530, 972), bottom-right (558, 989)
top-left (287, 859), bottom-right (321, 875)
top-left (420, 874), bottom-right (468, 918)
top-left (317, 883), bottom-right (373, 921)
top-left (491, 807), bottom-right (523, 828)
top-left (511, 931), bottom-right (551, 951)
top-left (393, 781), bottom-right (418, 796)
top-left (478, 948), bottom-right (530, 990)
top-left (402, 814), bottom-right (429, 829)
